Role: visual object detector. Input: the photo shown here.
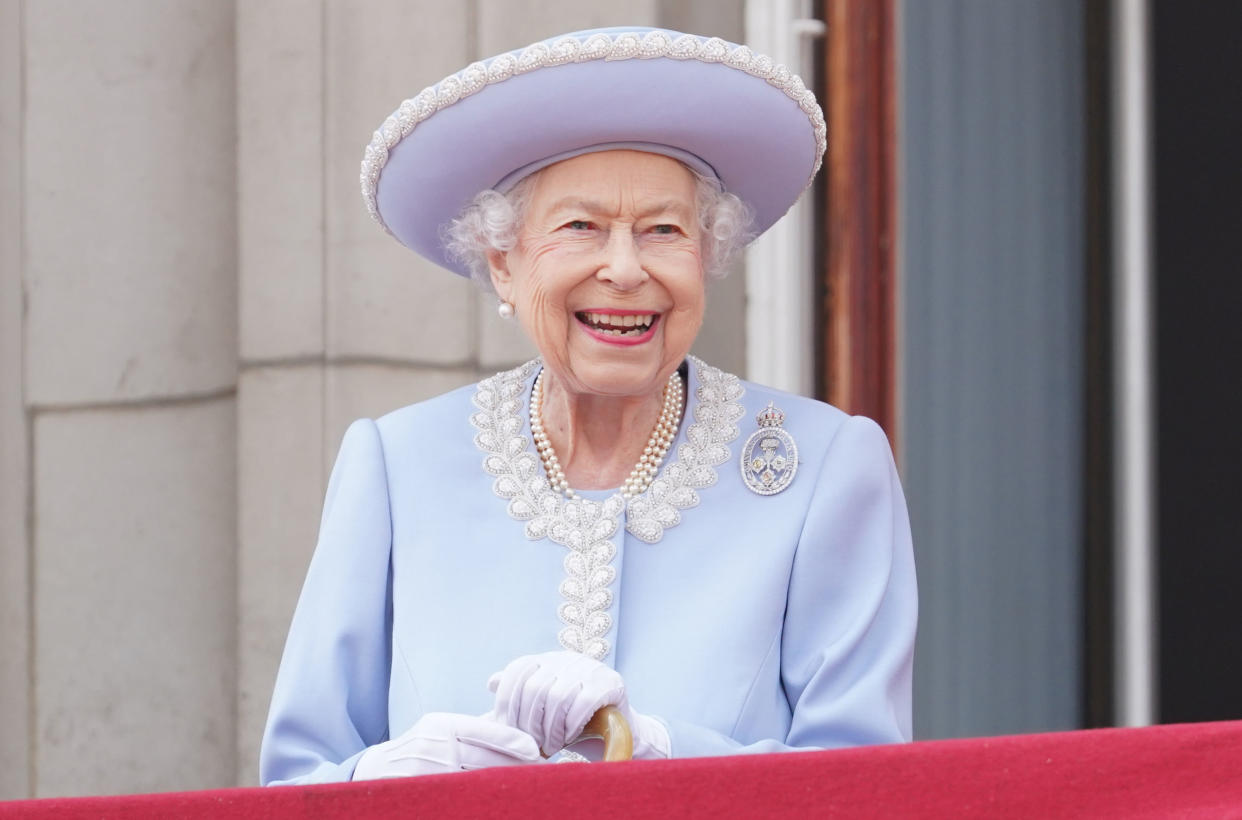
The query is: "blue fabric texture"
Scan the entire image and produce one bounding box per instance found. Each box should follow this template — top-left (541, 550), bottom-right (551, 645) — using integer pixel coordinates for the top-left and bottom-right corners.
top-left (259, 360), bottom-right (917, 785)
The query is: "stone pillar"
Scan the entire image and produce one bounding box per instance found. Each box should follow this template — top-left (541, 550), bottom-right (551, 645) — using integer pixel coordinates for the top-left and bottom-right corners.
top-left (235, 0), bottom-right (479, 785)
top-left (320, 0), bottom-right (478, 453)
top-left (234, 0), bottom-right (326, 787)
top-left (21, 0), bottom-right (238, 797)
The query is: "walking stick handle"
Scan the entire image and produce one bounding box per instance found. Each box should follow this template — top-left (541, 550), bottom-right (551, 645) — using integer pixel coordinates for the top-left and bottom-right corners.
top-left (577, 705), bottom-right (633, 761)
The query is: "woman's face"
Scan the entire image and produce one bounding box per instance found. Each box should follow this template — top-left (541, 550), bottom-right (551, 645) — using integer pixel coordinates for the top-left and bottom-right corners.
top-left (489, 150), bottom-right (706, 401)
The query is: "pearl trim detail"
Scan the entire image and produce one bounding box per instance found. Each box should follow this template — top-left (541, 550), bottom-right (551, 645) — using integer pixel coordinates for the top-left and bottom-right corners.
top-left (360, 30), bottom-right (826, 235)
top-left (470, 357), bottom-right (745, 658)
top-left (625, 360), bottom-right (745, 544)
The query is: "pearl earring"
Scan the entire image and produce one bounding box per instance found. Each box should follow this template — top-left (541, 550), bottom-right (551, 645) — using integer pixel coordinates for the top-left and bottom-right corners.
top-left (497, 300), bottom-right (515, 319)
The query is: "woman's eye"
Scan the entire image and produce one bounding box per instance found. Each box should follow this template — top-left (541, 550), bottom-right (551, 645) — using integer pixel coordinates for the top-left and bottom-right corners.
top-left (564, 220), bottom-right (593, 231)
top-left (651, 224), bottom-right (681, 235)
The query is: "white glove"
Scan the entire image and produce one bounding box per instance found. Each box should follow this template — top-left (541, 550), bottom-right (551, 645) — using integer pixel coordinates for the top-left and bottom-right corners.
top-left (488, 651), bottom-right (670, 760)
top-left (352, 712), bottom-right (542, 780)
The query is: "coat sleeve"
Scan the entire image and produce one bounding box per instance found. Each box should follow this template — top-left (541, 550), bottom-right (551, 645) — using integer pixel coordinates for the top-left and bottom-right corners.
top-left (259, 419), bottom-right (395, 785)
top-left (662, 414), bottom-right (917, 757)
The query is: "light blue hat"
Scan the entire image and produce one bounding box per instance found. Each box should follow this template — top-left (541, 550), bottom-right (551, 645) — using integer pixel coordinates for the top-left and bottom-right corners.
top-left (361, 27), bottom-right (825, 277)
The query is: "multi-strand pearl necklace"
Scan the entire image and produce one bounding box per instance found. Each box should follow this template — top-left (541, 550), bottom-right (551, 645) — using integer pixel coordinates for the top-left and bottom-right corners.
top-left (529, 368), bottom-right (684, 500)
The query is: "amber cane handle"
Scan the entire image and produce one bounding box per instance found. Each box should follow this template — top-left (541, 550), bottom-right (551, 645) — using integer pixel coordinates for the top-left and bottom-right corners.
top-left (576, 705), bottom-right (633, 761)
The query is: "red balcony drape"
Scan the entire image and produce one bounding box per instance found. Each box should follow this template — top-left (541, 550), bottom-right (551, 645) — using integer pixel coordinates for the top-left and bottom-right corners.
top-left (3, 721), bottom-right (1240, 819)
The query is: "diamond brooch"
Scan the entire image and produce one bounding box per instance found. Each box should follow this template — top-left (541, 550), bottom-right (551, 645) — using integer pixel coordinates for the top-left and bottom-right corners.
top-left (740, 402), bottom-right (798, 495)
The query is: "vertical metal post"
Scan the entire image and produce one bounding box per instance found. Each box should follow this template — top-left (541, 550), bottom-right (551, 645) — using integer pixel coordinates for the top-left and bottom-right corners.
top-left (1112, 0), bottom-right (1157, 727)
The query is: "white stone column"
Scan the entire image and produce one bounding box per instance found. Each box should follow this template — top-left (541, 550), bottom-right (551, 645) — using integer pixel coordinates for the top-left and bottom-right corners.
top-left (322, 0), bottom-right (476, 383)
top-left (320, 0), bottom-right (479, 460)
top-left (234, 0), bottom-right (326, 786)
top-left (234, 0), bottom-right (480, 784)
top-left (22, 0), bottom-right (238, 796)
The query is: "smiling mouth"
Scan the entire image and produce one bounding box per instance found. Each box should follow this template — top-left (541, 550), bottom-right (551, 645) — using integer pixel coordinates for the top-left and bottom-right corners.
top-left (575, 311), bottom-right (659, 338)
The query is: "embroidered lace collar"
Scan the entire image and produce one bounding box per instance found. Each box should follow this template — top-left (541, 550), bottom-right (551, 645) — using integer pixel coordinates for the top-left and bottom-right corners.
top-left (469, 356), bottom-right (745, 657)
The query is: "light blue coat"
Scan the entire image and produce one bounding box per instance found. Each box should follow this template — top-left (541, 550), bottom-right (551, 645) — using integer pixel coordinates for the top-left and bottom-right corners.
top-left (260, 359), bottom-right (917, 785)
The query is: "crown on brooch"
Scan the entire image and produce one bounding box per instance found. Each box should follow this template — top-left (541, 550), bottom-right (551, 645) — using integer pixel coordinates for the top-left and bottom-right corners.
top-left (755, 402), bottom-right (786, 428)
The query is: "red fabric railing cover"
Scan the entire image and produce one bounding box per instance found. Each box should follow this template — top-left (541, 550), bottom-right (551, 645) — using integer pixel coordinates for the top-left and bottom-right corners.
top-left (3, 721), bottom-right (1240, 819)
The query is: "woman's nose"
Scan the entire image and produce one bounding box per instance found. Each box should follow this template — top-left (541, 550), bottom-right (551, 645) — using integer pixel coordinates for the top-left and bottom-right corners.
top-left (596, 229), bottom-right (648, 290)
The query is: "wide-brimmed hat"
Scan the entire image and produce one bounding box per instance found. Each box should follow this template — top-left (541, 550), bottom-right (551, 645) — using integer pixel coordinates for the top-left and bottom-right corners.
top-left (360, 27), bottom-right (825, 277)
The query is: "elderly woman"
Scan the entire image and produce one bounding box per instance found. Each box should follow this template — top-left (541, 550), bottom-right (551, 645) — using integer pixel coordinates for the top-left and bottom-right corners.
top-left (260, 27), bottom-right (916, 785)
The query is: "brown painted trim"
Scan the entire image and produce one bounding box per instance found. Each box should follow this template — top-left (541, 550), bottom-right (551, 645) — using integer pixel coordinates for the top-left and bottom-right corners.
top-left (821, 0), bottom-right (898, 450)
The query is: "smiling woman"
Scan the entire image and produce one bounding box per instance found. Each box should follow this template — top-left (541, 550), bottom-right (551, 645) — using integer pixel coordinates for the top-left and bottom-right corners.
top-left (491, 152), bottom-right (704, 417)
top-left (489, 152), bottom-right (704, 493)
top-left (260, 27), bottom-right (916, 785)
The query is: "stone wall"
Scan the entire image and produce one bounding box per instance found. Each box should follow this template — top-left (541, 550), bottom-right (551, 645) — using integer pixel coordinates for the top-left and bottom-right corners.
top-left (1, 0), bottom-right (744, 798)
top-left (4, 0), bottom-right (239, 798)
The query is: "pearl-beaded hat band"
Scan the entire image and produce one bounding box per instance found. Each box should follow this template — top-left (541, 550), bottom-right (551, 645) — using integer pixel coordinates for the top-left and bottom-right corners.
top-left (361, 27), bottom-right (825, 277)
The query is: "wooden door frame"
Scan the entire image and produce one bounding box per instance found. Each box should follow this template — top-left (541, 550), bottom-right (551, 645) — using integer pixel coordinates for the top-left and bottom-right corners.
top-left (820, 0), bottom-right (899, 449)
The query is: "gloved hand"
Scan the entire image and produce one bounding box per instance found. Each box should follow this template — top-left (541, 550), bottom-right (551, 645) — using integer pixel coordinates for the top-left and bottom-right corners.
top-left (488, 650), bottom-right (671, 759)
top-left (352, 712), bottom-right (542, 780)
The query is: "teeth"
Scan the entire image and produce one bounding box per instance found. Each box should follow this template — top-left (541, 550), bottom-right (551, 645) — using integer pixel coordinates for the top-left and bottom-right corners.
top-left (581, 312), bottom-right (655, 329)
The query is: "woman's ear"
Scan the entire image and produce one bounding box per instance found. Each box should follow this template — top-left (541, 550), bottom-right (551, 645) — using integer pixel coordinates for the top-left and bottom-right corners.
top-left (487, 248), bottom-right (513, 302)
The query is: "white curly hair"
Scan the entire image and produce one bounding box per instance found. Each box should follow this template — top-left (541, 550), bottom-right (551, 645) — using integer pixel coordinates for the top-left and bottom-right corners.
top-left (443, 164), bottom-right (754, 291)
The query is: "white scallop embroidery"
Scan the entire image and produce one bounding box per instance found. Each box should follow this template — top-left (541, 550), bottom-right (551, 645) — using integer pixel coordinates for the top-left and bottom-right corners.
top-left (470, 357), bottom-right (744, 659)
